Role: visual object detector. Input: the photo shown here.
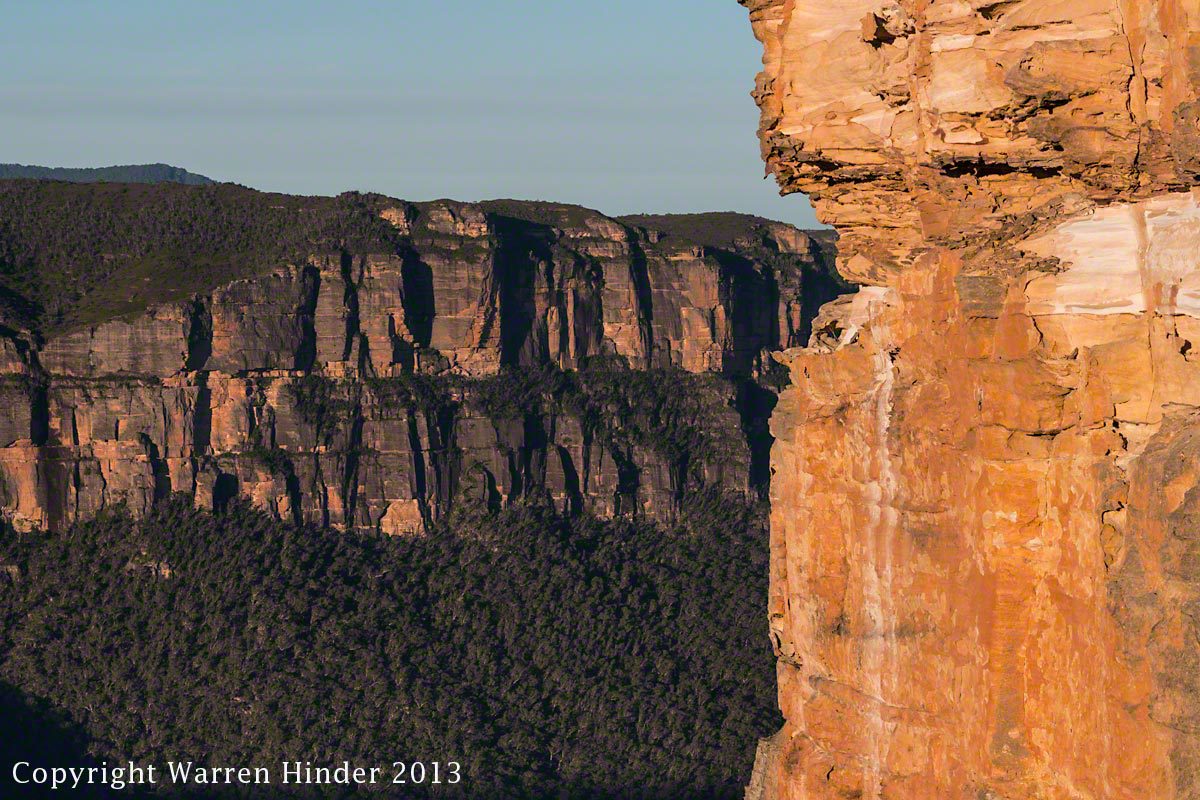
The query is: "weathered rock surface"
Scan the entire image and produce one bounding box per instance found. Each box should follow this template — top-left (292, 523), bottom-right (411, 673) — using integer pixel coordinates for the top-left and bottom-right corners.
top-left (0, 188), bottom-right (841, 534)
top-left (740, 0), bottom-right (1200, 797)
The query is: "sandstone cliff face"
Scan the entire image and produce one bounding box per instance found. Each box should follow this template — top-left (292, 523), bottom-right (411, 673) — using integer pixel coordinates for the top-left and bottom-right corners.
top-left (740, 0), bottom-right (1200, 797)
top-left (0, 190), bottom-right (840, 535)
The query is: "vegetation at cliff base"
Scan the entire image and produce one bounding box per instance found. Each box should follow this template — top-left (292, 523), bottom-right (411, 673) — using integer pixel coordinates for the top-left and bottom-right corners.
top-left (0, 498), bottom-right (779, 799)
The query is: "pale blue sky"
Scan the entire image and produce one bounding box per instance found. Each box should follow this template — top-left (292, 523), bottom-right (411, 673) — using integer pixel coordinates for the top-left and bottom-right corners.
top-left (1, 1), bottom-right (820, 227)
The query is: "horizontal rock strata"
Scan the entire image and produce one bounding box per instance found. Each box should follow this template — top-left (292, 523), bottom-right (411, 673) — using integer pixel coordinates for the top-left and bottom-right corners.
top-left (740, 0), bottom-right (1200, 797)
top-left (0, 187), bottom-right (843, 533)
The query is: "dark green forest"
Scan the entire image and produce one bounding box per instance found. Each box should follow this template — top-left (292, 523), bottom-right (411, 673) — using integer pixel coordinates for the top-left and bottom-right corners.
top-left (0, 495), bottom-right (778, 799)
top-left (0, 182), bottom-right (405, 333)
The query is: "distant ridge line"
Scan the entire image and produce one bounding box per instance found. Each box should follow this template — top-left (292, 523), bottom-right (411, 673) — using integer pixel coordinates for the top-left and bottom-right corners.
top-left (0, 163), bottom-right (214, 185)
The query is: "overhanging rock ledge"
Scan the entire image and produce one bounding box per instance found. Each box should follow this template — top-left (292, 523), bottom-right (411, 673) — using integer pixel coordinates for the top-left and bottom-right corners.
top-left (739, 0), bottom-right (1200, 796)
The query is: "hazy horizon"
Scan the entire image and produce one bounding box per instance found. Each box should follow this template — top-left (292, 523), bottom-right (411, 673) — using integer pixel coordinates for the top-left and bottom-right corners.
top-left (0, 1), bottom-right (821, 228)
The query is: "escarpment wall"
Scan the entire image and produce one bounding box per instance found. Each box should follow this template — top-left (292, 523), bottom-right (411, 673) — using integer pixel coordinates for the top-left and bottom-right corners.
top-left (0, 193), bottom-right (841, 534)
top-left (741, 0), bottom-right (1200, 797)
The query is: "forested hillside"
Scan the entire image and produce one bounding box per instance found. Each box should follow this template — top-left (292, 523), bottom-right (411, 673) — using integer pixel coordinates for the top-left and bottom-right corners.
top-left (0, 497), bottom-right (778, 799)
top-left (0, 182), bottom-right (398, 332)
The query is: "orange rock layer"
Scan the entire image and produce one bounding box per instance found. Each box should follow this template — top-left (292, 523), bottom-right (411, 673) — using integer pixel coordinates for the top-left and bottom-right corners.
top-left (0, 198), bottom-right (839, 534)
top-left (739, 0), bottom-right (1200, 797)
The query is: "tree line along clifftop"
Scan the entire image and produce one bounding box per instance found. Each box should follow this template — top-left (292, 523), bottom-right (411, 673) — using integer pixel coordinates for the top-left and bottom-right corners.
top-left (0, 179), bottom-right (847, 534)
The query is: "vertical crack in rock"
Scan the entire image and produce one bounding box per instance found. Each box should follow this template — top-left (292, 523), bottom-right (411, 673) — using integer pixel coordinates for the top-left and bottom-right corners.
top-left (406, 407), bottom-right (430, 526)
top-left (295, 264), bottom-right (320, 372)
top-left (338, 392), bottom-right (364, 530)
top-left (185, 298), bottom-right (212, 372)
top-left (1115, 0), bottom-right (1148, 171)
top-left (138, 432), bottom-right (170, 504)
top-left (398, 251), bottom-right (433, 351)
top-left (629, 240), bottom-right (655, 367)
top-left (192, 372), bottom-right (212, 455)
top-left (861, 342), bottom-right (898, 798)
top-left (340, 251), bottom-right (363, 363)
top-left (493, 216), bottom-right (542, 368)
top-left (431, 401), bottom-right (459, 520)
top-left (28, 380), bottom-right (48, 447)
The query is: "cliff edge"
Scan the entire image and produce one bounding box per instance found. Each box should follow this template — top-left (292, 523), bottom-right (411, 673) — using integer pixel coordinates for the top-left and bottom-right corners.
top-left (740, 0), bottom-right (1200, 797)
top-left (0, 181), bottom-right (843, 533)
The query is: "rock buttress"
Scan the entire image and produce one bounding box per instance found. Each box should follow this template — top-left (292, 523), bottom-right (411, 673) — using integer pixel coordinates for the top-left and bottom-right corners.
top-left (740, 0), bottom-right (1200, 797)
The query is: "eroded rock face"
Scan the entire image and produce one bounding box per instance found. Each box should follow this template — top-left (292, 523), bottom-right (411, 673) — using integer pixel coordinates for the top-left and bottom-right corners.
top-left (740, 0), bottom-right (1200, 797)
top-left (0, 195), bottom-right (841, 536)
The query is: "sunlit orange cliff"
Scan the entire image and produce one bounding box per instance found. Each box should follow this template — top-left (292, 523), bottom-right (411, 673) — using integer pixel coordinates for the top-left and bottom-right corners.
top-left (739, 0), bottom-right (1200, 797)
